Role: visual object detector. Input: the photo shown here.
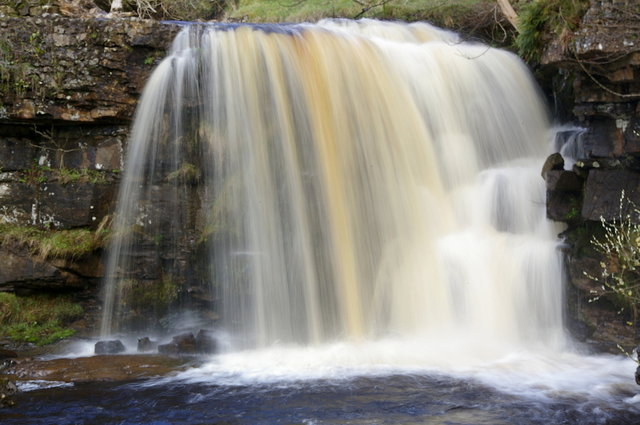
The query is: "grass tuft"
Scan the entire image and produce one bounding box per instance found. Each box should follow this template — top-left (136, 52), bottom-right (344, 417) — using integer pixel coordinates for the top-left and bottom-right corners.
top-left (516, 0), bottom-right (589, 62)
top-left (0, 223), bottom-right (107, 260)
top-left (0, 292), bottom-right (83, 346)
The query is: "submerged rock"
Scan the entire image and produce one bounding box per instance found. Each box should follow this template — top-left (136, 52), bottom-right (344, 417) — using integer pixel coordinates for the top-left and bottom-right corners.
top-left (94, 340), bottom-right (125, 355)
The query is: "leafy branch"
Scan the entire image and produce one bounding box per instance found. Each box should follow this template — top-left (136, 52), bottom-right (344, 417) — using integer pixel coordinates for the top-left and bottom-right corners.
top-left (585, 191), bottom-right (640, 326)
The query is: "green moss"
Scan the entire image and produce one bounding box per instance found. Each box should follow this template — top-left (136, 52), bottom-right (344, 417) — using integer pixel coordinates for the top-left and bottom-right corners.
top-left (119, 277), bottom-right (180, 320)
top-left (57, 168), bottom-right (107, 185)
top-left (166, 162), bottom-right (200, 185)
top-left (516, 0), bottom-right (589, 62)
top-left (0, 292), bottom-right (83, 346)
top-left (0, 224), bottom-right (106, 260)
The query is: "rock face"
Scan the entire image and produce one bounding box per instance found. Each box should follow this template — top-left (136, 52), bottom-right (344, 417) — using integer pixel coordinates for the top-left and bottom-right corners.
top-left (0, 16), bottom-right (179, 299)
top-left (541, 0), bottom-right (640, 351)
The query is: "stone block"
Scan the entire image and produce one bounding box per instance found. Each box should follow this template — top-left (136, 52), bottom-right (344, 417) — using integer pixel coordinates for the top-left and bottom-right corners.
top-left (625, 115), bottom-right (640, 154)
top-left (0, 182), bottom-right (37, 225)
top-left (581, 169), bottom-right (640, 222)
top-left (0, 249), bottom-right (60, 287)
top-left (0, 138), bottom-right (36, 171)
top-left (545, 170), bottom-right (583, 192)
top-left (583, 117), bottom-right (618, 158)
top-left (38, 181), bottom-right (116, 228)
top-left (547, 190), bottom-right (581, 223)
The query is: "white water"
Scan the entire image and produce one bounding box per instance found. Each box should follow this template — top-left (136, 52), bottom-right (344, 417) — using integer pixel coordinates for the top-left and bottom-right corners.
top-left (98, 19), bottom-right (638, 409)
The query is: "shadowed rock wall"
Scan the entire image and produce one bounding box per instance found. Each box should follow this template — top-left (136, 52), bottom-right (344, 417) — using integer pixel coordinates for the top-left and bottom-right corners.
top-left (0, 16), bottom-right (180, 295)
top-left (541, 0), bottom-right (640, 351)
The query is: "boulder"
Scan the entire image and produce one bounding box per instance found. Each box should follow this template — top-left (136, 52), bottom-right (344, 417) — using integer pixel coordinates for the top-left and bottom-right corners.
top-left (541, 152), bottom-right (564, 178)
top-left (546, 191), bottom-right (581, 223)
top-left (137, 337), bottom-right (157, 353)
top-left (195, 329), bottom-right (218, 354)
top-left (158, 332), bottom-right (197, 355)
top-left (545, 170), bottom-right (583, 192)
top-left (94, 339), bottom-right (125, 355)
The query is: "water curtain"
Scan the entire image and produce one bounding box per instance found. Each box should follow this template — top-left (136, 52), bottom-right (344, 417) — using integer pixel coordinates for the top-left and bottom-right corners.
top-left (101, 20), bottom-right (564, 351)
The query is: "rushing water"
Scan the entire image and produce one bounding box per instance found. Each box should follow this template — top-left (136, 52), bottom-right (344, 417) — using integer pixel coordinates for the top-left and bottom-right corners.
top-left (59, 18), bottom-right (640, 424)
top-left (101, 19), bottom-right (558, 346)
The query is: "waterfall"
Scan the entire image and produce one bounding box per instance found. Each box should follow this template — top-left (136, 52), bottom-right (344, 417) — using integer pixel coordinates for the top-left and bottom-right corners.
top-left (101, 19), bottom-right (565, 353)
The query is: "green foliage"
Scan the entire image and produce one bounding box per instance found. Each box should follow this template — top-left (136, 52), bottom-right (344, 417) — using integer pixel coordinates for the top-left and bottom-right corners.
top-left (17, 159), bottom-right (109, 185)
top-left (586, 191), bottom-right (640, 325)
top-left (0, 292), bottom-right (83, 346)
top-left (0, 224), bottom-right (106, 260)
top-left (0, 25), bottom-right (50, 100)
top-left (227, 0), bottom-right (489, 25)
top-left (57, 167), bottom-right (107, 185)
top-left (565, 206), bottom-right (579, 220)
top-left (516, 0), bottom-right (589, 62)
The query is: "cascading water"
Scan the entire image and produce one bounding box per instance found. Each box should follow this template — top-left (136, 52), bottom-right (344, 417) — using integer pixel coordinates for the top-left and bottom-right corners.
top-left (101, 19), bottom-right (563, 351)
top-left (26, 18), bottom-right (630, 424)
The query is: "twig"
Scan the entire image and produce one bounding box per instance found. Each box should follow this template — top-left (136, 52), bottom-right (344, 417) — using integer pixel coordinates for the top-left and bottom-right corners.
top-left (572, 50), bottom-right (640, 99)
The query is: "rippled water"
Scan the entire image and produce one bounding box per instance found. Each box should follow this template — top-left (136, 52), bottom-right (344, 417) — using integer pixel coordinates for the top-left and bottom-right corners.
top-left (3, 341), bottom-right (640, 425)
top-left (3, 372), bottom-right (639, 425)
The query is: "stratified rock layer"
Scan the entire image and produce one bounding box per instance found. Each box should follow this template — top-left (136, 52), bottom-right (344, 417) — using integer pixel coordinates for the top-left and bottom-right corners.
top-left (0, 16), bottom-right (179, 295)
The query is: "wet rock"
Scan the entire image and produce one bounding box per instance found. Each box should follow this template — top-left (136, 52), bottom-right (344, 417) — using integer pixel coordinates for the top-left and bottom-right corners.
top-left (6, 354), bottom-right (193, 383)
top-left (541, 152), bottom-right (564, 178)
top-left (0, 137), bottom-right (37, 171)
top-left (0, 348), bottom-right (18, 360)
top-left (158, 333), bottom-right (197, 355)
top-left (624, 115), bottom-right (640, 155)
top-left (0, 246), bottom-right (87, 292)
top-left (545, 170), bottom-right (583, 192)
top-left (38, 181), bottom-right (116, 229)
top-left (94, 339), bottom-right (125, 355)
top-left (636, 365), bottom-right (640, 386)
top-left (582, 118), bottom-right (621, 158)
top-left (195, 329), bottom-right (218, 354)
top-left (137, 337), bottom-right (157, 353)
top-left (546, 191), bottom-right (581, 223)
top-left (0, 248), bottom-right (63, 289)
top-left (0, 377), bottom-right (17, 407)
top-left (581, 170), bottom-right (640, 222)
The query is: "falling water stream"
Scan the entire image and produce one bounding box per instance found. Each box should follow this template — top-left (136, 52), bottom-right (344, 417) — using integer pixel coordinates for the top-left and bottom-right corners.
top-left (6, 19), bottom-right (639, 425)
top-left (102, 19), bottom-right (560, 347)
